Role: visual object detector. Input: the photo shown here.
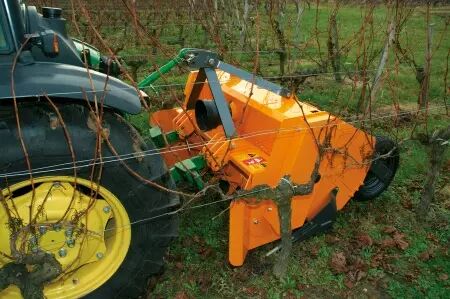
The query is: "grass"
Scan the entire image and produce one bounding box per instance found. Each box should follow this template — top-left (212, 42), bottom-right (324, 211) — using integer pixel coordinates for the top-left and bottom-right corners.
top-left (65, 1), bottom-right (450, 298)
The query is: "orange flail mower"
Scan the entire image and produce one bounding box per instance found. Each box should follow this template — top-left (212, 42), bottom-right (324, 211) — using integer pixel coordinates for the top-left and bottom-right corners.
top-left (148, 49), bottom-right (399, 266)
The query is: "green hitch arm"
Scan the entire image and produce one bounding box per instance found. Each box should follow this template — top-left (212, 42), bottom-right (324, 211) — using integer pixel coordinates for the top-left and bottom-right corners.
top-left (138, 48), bottom-right (189, 89)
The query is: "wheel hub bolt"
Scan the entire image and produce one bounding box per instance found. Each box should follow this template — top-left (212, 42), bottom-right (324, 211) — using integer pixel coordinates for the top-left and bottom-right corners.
top-left (39, 226), bottom-right (47, 234)
top-left (65, 228), bottom-right (73, 237)
top-left (59, 248), bottom-right (67, 258)
top-left (103, 206), bottom-right (111, 214)
top-left (96, 252), bottom-right (104, 260)
top-left (67, 239), bottom-right (75, 248)
top-left (52, 182), bottom-right (62, 188)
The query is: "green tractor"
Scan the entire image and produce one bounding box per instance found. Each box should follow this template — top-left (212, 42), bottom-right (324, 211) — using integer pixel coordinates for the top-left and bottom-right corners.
top-left (0, 1), bottom-right (179, 298)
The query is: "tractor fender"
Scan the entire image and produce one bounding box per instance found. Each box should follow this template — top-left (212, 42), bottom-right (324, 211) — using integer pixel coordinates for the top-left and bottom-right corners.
top-left (0, 62), bottom-right (141, 114)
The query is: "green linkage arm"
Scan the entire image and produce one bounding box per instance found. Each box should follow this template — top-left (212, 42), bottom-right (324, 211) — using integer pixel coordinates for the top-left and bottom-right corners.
top-left (137, 48), bottom-right (190, 89)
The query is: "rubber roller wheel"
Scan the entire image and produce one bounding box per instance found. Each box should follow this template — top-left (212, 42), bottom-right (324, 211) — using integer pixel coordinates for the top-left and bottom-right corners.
top-left (354, 136), bottom-right (399, 201)
top-left (0, 102), bottom-right (179, 299)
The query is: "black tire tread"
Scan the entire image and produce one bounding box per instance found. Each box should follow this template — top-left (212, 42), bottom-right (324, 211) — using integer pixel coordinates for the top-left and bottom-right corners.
top-left (354, 135), bottom-right (399, 201)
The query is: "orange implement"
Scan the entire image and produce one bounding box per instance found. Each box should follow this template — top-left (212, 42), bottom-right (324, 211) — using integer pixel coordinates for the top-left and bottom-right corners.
top-left (151, 70), bottom-right (375, 266)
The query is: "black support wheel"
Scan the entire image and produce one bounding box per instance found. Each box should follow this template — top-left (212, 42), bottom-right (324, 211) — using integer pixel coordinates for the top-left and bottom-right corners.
top-left (354, 136), bottom-right (399, 201)
top-left (0, 102), bottom-right (179, 299)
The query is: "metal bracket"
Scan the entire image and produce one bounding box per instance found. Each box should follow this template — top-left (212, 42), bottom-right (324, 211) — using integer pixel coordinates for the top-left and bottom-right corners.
top-left (182, 48), bottom-right (220, 69)
top-left (204, 68), bottom-right (236, 138)
top-left (181, 48), bottom-right (290, 138)
top-left (185, 67), bottom-right (236, 138)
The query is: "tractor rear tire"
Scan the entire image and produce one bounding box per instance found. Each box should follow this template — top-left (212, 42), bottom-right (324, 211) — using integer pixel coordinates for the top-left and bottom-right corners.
top-left (0, 102), bottom-right (179, 299)
top-left (354, 136), bottom-right (399, 201)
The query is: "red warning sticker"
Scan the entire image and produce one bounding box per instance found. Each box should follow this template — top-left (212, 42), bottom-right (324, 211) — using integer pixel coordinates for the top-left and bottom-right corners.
top-left (242, 156), bottom-right (266, 166)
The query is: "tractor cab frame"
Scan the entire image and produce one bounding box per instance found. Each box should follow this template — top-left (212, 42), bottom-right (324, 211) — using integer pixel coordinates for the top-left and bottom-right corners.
top-left (0, 0), bottom-right (142, 114)
top-left (0, 0), bottom-right (20, 56)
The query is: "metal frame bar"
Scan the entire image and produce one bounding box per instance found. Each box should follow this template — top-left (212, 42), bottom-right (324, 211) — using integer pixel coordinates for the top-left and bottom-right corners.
top-left (204, 67), bottom-right (236, 138)
top-left (186, 68), bottom-right (207, 110)
top-left (1, 0), bottom-right (18, 53)
top-left (217, 61), bottom-right (291, 97)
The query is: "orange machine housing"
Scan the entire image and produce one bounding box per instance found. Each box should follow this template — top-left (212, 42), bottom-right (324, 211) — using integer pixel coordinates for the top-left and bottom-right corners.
top-left (151, 70), bottom-right (374, 266)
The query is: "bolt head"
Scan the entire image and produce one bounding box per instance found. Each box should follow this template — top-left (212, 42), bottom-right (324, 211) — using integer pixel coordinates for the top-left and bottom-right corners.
top-left (253, 219), bottom-right (259, 224)
top-left (53, 224), bottom-right (62, 231)
top-left (96, 252), bottom-right (104, 260)
top-left (67, 239), bottom-right (75, 248)
top-left (65, 228), bottom-right (73, 237)
top-left (52, 182), bottom-right (62, 188)
top-left (267, 207), bottom-right (273, 211)
top-left (103, 206), bottom-right (111, 213)
top-left (208, 58), bottom-right (215, 66)
top-left (58, 248), bottom-right (67, 258)
top-left (39, 226), bottom-right (47, 234)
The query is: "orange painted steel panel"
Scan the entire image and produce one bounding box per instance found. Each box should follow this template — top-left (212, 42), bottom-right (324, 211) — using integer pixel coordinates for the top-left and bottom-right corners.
top-left (150, 70), bottom-right (375, 266)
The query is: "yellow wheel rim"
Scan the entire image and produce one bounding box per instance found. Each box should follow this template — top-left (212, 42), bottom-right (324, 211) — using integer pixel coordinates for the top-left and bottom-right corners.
top-left (0, 176), bottom-right (131, 299)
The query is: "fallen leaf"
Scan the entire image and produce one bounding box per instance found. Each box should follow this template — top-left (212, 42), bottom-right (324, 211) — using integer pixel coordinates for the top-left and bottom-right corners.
top-left (439, 274), bottom-right (448, 281)
top-left (356, 270), bottom-right (367, 282)
top-left (285, 291), bottom-right (297, 299)
top-left (419, 251), bottom-right (431, 261)
top-left (396, 239), bottom-right (409, 250)
top-left (344, 278), bottom-right (354, 289)
top-left (356, 257), bottom-right (367, 269)
top-left (383, 226), bottom-right (397, 234)
top-left (426, 233), bottom-right (439, 243)
top-left (325, 235), bottom-right (341, 244)
top-left (393, 232), bottom-right (409, 250)
top-left (402, 199), bottom-right (413, 209)
top-left (392, 231), bottom-right (405, 239)
top-left (356, 234), bottom-right (373, 247)
top-left (310, 245), bottom-right (319, 258)
top-left (175, 262), bottom-right (184, 270)
top-left (370, 253), bottom-right (384, 267)
top-left (380, 238), bottom-right (396, 249)
top-left (174, 291), bottom-right (190, 299)
top-left (242, 287), bottom-right (259, 296)
top-left (330, 252), bottom-right (348, 274)
top-left (198, 246), bottom-right (213, 258)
